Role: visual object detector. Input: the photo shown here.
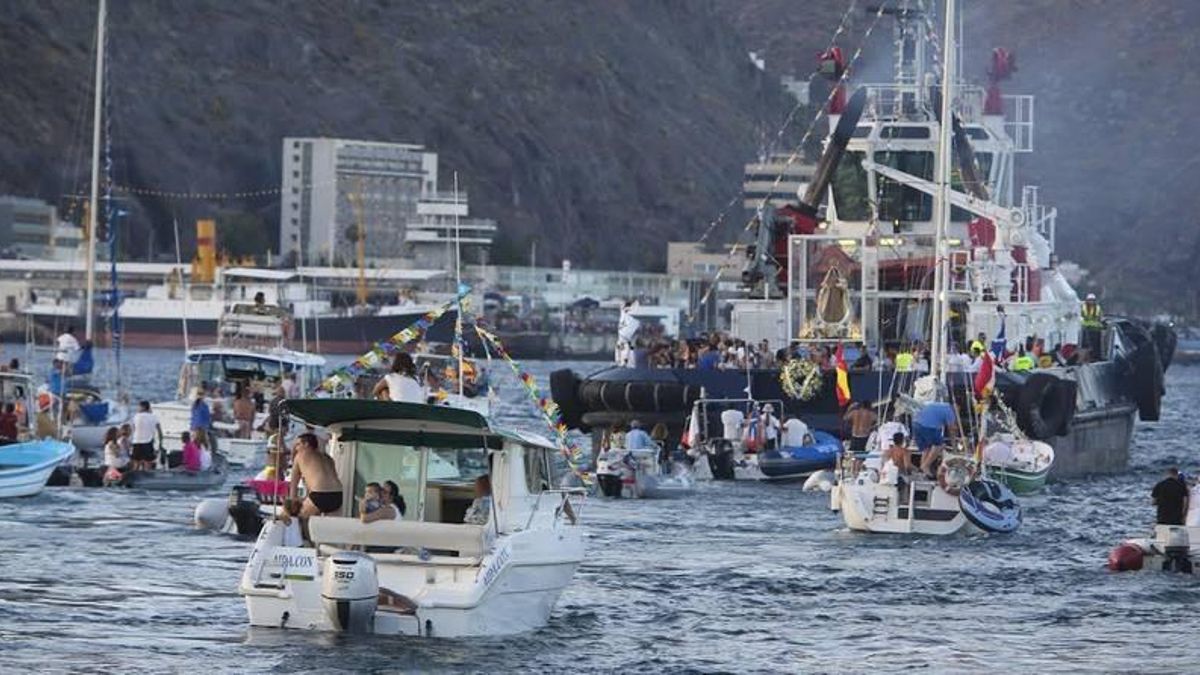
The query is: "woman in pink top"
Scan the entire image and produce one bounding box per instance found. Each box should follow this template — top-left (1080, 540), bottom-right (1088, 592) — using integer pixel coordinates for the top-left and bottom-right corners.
top-left (180, 431), bottom-right (203, 472)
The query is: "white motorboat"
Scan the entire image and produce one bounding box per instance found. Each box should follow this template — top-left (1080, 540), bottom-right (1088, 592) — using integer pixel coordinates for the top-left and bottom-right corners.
top-left (1110, 525), bottom-right (1200, 575)
top-left (239, 399), bottom-right (585, 637)
top-left (595, 447), bottom-right (694, 499)
top-left (156, 302), bottom-right (325, 466)
top-left (682, 398), bottom-right (782, 482)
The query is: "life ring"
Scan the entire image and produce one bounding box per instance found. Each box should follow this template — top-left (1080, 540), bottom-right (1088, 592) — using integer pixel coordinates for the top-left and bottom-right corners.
top-left (1015, 373), bottom-right (1069, 441)
top-left (937, 457), bottom-right (975, 496)
top-left (959, 478), bottom-right (1022, 534)
top-left (549, 369), bottom-right (585, 430)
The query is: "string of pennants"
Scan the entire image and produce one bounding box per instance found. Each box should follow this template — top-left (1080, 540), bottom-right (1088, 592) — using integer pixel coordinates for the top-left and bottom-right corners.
top-left (471, 319), bottom-right (592, 486)
top-left (311, 286), bottom-right (592, 485)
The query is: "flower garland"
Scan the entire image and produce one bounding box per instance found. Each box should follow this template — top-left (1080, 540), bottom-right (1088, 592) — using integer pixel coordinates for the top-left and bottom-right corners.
top-left (473, 320), bottom-right (593, 486)
top-left (780, 359), bottom-right (823, 401)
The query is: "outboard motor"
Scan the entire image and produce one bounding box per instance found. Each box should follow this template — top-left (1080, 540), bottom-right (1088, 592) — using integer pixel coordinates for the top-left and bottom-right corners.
top-left (1156, 525), bottom-right (1193, 574)
top-left (321, 552), bottom-right (379, 632)
top-left (228, 484), bottom-right (264, 537)
top-left (706, 439), bottom-right (736, 481)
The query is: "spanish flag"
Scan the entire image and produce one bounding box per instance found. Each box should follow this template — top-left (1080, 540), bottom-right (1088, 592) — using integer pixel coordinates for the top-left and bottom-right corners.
top-left (834, 343), bottom-right (851, 407)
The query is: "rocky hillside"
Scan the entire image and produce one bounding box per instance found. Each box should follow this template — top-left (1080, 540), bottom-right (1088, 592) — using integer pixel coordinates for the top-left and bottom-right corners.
top-left (715, 0), bottom-right (1200, 318)
top-left (2, 1), bottom-right (1198, 318)
top-left (0, 0), bottom-right (791, 271)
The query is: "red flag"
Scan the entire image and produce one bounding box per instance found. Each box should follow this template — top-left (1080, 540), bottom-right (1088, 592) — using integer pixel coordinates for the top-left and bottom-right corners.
top-left (835, 343), bottom-right (851, 407)
top-left (974, 351), bottom-right (995, 399)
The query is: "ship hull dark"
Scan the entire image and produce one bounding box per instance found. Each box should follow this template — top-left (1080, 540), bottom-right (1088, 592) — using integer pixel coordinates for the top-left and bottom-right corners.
top-left (33, 311), bottom-right (550, 359)
top-left (553, 358), bottom-right (1159, 480)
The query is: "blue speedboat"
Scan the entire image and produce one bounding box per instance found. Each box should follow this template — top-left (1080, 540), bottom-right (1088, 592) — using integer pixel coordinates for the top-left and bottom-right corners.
top-left (0, 440), bottom-right (76, 498)
top-left (757, 431), bottom-right (842, 481)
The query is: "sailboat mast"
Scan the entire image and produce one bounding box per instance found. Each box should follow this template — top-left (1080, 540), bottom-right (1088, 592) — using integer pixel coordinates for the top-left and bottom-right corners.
top-left (930, 0), bottom-right (956, 381)
top-left (453, 171), bottom-right (464, 397)
top-left (84, 0), bottom-right (107, 342)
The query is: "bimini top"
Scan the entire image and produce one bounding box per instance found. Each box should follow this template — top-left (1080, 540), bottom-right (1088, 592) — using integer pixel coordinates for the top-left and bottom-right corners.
top-left (284, 399), bottom-right (555, 450)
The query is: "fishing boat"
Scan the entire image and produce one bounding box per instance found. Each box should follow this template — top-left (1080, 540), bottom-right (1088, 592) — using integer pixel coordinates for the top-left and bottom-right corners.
top-left (0, 440), bottom-right (76, 498)
top-left (154, 301), bottom-right (325, 466)
top-left (239, 399), bottom-right (585, 637)
top-left (982, 435), bottom-right (1054, 494)
top-left (550, 0), bottom-right (1174, 480)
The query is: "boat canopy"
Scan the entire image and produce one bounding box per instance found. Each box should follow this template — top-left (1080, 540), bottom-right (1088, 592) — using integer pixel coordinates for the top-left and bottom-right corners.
top-left (284, 399), bottom-right (555, 451)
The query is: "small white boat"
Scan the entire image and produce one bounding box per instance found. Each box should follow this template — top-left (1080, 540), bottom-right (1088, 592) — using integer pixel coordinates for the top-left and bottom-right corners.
top-left (1110, 525), bottom-right (1200, 575)
top-left (982, 434), bottom-right (1055, 494)
top-left (0, 440), bottom-right (76, 498)
top-left (118, 453), bottom-right (228, 492)
top-left (156, 302), bottom-right (326, 467)
top-left (596, 447), bottom-right (694, 499)
top-left (239, 399), bottom-right (585, 637)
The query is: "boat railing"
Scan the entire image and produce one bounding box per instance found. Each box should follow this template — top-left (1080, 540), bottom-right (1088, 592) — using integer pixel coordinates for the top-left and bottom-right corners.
top-left (860, 83), bottom-right (986, 122)
top-left (1021, 185), bottom-right (1057, 252)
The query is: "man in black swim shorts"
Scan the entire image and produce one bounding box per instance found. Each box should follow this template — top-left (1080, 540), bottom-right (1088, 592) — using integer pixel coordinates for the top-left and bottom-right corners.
top-left (284, 432), bottom-right (344, 523)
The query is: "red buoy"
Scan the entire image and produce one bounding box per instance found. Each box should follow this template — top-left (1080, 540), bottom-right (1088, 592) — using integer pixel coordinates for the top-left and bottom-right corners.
top-left (1107, 543), bottom-right (1145, 572)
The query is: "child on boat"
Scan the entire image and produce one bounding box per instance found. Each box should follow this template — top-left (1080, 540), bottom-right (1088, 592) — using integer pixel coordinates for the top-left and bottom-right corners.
top-left (181, 431), bottom-right (203, 472)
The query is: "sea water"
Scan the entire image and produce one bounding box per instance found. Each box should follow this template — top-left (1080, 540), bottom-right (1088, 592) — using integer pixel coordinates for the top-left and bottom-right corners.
top-left (1, 347), bottom-right (1198, 672)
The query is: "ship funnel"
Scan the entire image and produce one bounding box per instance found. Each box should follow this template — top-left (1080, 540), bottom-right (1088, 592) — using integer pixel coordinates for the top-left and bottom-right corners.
top-left (192, 218), bottom-right (217, 284)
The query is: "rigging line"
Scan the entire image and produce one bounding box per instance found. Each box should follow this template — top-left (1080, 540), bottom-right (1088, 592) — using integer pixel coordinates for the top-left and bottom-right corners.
top-left (694, 0), bottom-right (860, 247)
top-left (61, 26), bottom-right (99, 223)
top-left (691, 3), bottom-right (890, 316)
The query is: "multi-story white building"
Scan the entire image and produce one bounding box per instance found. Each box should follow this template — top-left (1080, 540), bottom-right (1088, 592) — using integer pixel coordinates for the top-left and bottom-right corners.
top-left (279, 138), bottom-right (438, 265)
top-left (400, 191), bottom-right (497, 270)
top-left (742, 153), bottom-right (815, 211)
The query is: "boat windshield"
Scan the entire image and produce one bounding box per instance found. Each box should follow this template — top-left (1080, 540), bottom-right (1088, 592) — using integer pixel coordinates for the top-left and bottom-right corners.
top-left (179, 354), bottom-right (323, 397)
top-left (352, 441), bottom-right (492, 524)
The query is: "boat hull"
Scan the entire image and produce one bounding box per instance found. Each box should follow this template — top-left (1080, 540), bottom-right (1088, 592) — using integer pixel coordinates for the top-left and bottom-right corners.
top-left (0, 441), bottom-right (75, 498)
top-left (988, 466), bottom-right (1050, 494)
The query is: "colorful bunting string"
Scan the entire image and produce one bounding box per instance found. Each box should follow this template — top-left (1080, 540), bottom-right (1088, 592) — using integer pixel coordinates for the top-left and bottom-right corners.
top-left (472, 319), bottom-right (593, 486)
top-left (313, 288), bottom-right (469, 395)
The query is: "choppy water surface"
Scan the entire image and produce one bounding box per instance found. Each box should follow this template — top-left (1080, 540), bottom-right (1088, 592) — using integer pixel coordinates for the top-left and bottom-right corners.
top-left (2, 348), bottom-right (1199, 673)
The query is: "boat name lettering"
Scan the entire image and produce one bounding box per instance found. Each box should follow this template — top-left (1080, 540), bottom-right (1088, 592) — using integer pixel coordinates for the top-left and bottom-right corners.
top-left (480, 546), bottom-right (511, 588)
top-left (270, 547), bottom-right (317, 579)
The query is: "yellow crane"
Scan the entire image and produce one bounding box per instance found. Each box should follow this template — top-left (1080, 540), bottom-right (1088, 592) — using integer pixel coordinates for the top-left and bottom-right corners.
top-left (347, 181), bottom-right (368, 306)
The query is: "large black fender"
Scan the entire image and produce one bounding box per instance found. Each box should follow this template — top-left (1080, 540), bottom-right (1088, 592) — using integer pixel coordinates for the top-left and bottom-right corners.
top-left (580, 410), bottom-right (683, 431)
top-left (1016, 373), bottom-right (1070, 441)
top-left (1151, 322), bottom-right (1178, 372)
top-left (1131, 343), bottom-right (1164, 422)
top-left (1052, 378), bottom-right (1078, 437)
top-left (550, 369), bottom-right (586, 431)
top-left (576, 379), bottom-right (696, 414)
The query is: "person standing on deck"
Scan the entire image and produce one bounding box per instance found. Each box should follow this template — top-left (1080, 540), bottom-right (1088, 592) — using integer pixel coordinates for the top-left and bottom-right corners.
top-left (1152, 467), bottom-right (1189, 526)
top-left (1081, 293), bottom-right (1104, 357)
top-left (624, 419), bottom-right (655, 450)
top-left (844, 400), bottom-right (876, 456)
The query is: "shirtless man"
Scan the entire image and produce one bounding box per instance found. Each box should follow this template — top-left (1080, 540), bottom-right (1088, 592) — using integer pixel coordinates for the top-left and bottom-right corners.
top-left (283, 432), bottom-right (343, 526)
top-left (843, 400), bottom-right (877, 456)
top-left (882, 432), bottom-right (913, 475)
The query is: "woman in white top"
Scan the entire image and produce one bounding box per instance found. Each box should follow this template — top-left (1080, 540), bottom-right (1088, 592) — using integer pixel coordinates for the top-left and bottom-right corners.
top-left (372, 353), bottom-right (424, 403)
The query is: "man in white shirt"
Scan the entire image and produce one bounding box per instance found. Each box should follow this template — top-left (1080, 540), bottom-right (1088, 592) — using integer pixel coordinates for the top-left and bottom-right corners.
top-left (55, 326), bottom-right (81, 366)
top-left (761, 404), bottom-right (781, 450)
top-left (624, 420), bottom-right (655, 450)
top-left (720, 408), bottom-right (744, 443)
top-left (783, 417), bottom-right (810, 447)
top-left (130, 400), bottom-right (162, 471)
